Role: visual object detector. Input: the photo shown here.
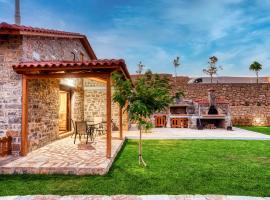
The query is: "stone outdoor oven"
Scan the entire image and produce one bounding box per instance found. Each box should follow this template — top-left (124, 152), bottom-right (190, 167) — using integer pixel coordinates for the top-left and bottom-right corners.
top-left (189, 89), bottom-right (232, 129)
top-left (153, 88), bottom-right (232, 130)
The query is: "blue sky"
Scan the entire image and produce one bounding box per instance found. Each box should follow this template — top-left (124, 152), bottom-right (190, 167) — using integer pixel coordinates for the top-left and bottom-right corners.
top-left (0, 0), bottom-right (270, 76)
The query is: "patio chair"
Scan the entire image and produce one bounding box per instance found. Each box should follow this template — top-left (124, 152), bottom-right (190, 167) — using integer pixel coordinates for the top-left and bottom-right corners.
top-left (96, 122), bottom-right (106, 136)
top-left (93, 117), bottom-right (105, 136)
top-left (74, 121), bottom-right (92, 144)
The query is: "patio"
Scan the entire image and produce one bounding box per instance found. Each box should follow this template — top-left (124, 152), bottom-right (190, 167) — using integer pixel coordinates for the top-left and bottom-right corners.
top-left (0, 135), bottom-right (124, 175)
top-left (125, 127), bottom-right (270, 140)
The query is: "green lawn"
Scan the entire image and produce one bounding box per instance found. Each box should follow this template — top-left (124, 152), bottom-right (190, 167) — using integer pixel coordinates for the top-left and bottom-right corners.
top-left (1, 140), bottom-right (270, 196)
top-left (238, 126), bottom-right (270, 135)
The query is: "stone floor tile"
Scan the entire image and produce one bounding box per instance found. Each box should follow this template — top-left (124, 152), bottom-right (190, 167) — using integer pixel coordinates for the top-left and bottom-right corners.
top-left (168, 195), bottom-right (188, 200)
top-left (140, 195), bottom-right (170, 200)
top-left (59, 195), bottom-right (110, 200)
top-left (0, 196), bottom-right (20, 200)
top-left (203, 195), bottom-right (227, 200)
top-left (30, 195), bottom-right (60, 200)
top-left (111, 195), bottom-right (142, 200)
top-left (226, 196), bottom-right (264, 200)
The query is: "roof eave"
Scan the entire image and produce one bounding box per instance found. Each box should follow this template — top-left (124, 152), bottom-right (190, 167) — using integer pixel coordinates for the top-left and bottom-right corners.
top-left (80, 36), bottom-right (97, 60)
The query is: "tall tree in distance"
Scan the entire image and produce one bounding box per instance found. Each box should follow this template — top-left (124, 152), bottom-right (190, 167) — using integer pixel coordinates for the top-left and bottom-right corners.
top-left (203, 56), bottom-right (222, 83)
top-left (112, 70), bottom-right (172, 167)
top-left (136, 61), bottom-right (144, 75)
top-left (249, 61), bottom-right (262, 84)
top-left (173, 56), bottom-right (181, 85)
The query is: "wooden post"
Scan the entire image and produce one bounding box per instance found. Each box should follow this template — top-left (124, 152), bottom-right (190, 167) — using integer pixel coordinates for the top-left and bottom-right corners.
top-left (21, 75), bottom-right (28, 156)
top-left (119, 106), bottom-right (123, 139)
top-left (106, 74), bottom-right (112, 158)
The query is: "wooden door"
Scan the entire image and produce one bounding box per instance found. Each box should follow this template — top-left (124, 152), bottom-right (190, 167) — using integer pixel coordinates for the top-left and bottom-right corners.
top-left (59, 91), bottom-right (70, 133)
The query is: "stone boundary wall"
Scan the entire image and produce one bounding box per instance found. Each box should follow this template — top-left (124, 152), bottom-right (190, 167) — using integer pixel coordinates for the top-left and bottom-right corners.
top-left (132, 75), bottom-right (270, 126)
top-left (184, 83), bottom-right (270, 126)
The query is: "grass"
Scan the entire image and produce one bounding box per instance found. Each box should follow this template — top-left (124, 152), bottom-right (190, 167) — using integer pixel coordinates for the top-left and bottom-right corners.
top-left (238, 126), bottom-right (270, 135)
top-left (1, 140), bottom-right (270, 196)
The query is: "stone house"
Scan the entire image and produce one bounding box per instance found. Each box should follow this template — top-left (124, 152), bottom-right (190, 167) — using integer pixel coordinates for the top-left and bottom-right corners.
top-left (0, 22), bottom-right (130, 157)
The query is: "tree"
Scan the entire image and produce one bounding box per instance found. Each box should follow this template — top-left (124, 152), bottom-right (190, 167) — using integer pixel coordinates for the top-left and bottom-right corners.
top-left (136, 61), bottom-right (144, 75)
top-left (173, 56), bottom-right (181, 85)
top-left (112, 70), bottom-right (172, 166)
top-left (203, 56), bottom-right (222, 83)
top-left (249, 61), bottom-right (262, 84)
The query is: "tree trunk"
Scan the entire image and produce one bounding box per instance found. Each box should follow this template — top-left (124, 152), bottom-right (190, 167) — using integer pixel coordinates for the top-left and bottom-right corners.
top-left (210, 75), bottom-right (213, 83)
top-left (138, 127), bottom-right (147, 167)
top-left (256, 72), bottom-right (259, 84)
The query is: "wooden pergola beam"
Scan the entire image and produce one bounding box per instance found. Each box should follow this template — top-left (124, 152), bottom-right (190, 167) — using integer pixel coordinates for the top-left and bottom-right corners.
top-left (23, 72), bottom-right (109, 80)
top-left (106, 74), bottom-right (112, 158)
top-left (15, 65), bottom-right (118, 73)
top-left (21, 75), bottom-right (28, 156)
top-left (119, 106), bottom-right (123, 140)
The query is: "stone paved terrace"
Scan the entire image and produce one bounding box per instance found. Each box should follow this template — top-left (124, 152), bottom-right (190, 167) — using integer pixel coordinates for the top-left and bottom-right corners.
top-left (0, 135), bottom-right (124, 175)
top-left (0, 195), bottom-right (269, 200)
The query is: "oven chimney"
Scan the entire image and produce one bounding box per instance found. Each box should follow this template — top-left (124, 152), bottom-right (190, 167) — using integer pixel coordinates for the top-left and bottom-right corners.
top-left (208, 88), bottom-right (216, 106)
top-left (15, 0), bottom-right (21, 25)
top-left (208, 88), bottom-right (218, 115)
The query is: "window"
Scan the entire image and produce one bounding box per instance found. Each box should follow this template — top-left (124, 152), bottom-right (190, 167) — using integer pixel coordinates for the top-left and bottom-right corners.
top-left (80, 52), bottom-right (84, 62)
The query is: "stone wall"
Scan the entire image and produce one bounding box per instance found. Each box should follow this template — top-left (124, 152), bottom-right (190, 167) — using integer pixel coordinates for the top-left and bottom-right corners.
top-left (84, 78), bottom-right (128, 131)
top-left (22, 36), bottom-right (90, 62)
top-left (0, 35), bottom-right (23, 155)
top-left (28, 79), bottom-right (60, 151)
top-left (70, 79), bottom-right (84, 122)
top-left (27, 78), bottom-right (85, 151)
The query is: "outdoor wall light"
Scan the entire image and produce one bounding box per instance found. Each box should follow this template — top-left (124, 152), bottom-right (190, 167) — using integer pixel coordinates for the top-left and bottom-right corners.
top-left (60, 78), bottom-right (75, 88)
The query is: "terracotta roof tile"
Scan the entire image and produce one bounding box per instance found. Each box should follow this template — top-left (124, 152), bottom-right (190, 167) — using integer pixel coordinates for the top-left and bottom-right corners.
top-left (0, 22), bottom-right (97, 59)
top-left (12, 59), bottom-right (126, 69)
top-left (12, 59), bottom-right (130, 79)
top-left (0, 22), bottom-right (83, 37)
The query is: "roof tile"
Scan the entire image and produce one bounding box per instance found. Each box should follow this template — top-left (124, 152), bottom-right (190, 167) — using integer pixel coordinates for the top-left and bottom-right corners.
top-left (0, 22), bottom-right (82, 37)
top-left (13, 59), bottom-right (126, 69)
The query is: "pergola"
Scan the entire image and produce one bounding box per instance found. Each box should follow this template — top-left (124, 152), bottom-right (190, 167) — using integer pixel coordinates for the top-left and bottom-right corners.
top-left (12, 59), bottom-right (130, 158)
